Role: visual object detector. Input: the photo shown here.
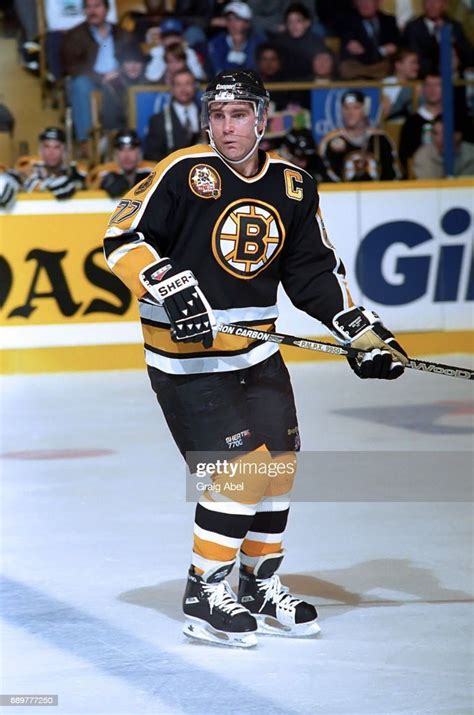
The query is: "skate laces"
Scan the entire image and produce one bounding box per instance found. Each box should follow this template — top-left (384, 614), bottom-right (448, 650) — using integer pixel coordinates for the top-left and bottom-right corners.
top-left (257, 574), bottom-right (302, 613)
top-left (203, 580), bottom-right (249, 616)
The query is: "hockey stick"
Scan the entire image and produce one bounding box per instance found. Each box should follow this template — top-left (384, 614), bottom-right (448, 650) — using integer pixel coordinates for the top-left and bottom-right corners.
top-left (217, 323), bottom-right (474, 381)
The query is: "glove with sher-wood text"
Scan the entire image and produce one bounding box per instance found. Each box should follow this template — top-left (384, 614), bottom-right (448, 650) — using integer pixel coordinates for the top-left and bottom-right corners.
top-left (140, 258), bottom-right (215, 349)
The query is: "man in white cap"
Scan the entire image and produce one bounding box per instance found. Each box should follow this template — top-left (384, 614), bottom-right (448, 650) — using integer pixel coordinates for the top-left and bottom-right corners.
top-left (208, 2), bottom-right (265, 75)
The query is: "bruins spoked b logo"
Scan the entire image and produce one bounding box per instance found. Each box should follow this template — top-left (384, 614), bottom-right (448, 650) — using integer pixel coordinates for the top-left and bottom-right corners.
top-left (212, 200), bottom-right (285, 279)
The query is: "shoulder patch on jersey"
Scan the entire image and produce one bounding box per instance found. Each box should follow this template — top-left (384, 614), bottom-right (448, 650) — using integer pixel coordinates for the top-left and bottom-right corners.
top-left (134, 171), bottom-right (156, 195)
top-left (329, 136), bottom-right (347, 152)
top-left (188, 163), bottom-right (222, 199)
top-left (212, 199), bottom-right (286, 279)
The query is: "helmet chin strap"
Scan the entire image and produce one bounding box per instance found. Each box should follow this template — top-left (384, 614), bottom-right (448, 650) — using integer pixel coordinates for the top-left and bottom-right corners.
top-left (207, 117), bottom-right (266, 166)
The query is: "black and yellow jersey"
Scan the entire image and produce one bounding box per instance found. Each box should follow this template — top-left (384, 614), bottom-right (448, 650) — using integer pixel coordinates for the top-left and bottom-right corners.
top-left (103, 143), bottom-right (353, 374)
top-left (319, 128), bottom-right (400, 182)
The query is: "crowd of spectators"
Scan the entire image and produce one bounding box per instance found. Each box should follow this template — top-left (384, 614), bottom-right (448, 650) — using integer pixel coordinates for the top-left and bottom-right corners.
top-left (1, 0), bottom-right (473, 205)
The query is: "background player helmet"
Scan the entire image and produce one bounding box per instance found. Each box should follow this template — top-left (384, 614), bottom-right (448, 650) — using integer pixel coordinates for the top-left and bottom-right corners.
top-left (282, 129), bottom-right (317, 159)
top-left (39, 126), bottom-right (66, 143)
top-left (113, 128), bottom-right (141, 149)
top-left (201, 70), bottom-right (270, 164)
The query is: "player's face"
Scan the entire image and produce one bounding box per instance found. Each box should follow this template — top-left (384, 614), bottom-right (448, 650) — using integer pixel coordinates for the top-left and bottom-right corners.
top-left (116, 146), bottom-right (140, 172)
top-left (342, 102), bottom-right (366, 129)
top-left (209, 101), bottom-right (262, 162)
top-left (85, 0), bottom-right (108, 25)
top-left (171, 73), bottom-right (196, 104)
top-left (41, 140), bottom-right (64, 168)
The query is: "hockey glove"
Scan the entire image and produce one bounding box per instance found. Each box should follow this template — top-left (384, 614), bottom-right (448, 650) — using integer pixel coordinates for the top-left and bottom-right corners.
top-left (332, 306), bottom-right (408, 380)
top-left (42, 173), bottom-right (77, 200)
top-left (140, 258), bottom-right (215, 348)
top-left (100, 172), bottom-right (129, 198)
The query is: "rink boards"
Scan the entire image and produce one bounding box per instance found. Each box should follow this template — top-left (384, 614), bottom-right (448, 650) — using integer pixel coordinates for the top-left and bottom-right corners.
top-left (0, 179), bottom-right (472, 374)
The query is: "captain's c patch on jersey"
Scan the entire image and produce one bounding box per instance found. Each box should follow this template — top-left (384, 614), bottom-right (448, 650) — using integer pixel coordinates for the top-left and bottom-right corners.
top-left (212, 200), bottom-right (285, 279)
top-left (189, 164), bottom-right (222, 199)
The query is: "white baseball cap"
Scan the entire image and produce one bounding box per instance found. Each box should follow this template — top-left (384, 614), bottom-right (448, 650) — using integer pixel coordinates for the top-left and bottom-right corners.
top-left (224, 2), bottom-right (252, 20)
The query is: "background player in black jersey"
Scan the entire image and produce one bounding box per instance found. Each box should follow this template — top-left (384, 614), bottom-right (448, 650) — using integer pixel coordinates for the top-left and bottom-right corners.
top-left (319, 90), bottom-right (400, 182)
top-left (103, 70), bottom-right (408, 648)
top-left (87, 129), bottom-right (154, 198)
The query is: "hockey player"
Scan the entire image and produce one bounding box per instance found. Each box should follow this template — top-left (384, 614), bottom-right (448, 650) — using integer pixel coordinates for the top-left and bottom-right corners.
top-left (280, 128), bottom-right (330, 183)
top-left (319, 90), bottom-right (400, 182)
top-left (15, 127), bottom-right (86, 199)
top-left (103, 70), bottom-right (407, 647)
top-left (87, 129), bottom-right (154, 198)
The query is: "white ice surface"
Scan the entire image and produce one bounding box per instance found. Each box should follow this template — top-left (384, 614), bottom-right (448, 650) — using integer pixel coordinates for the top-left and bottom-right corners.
top-left (0, 357), bottom-right (473, 715)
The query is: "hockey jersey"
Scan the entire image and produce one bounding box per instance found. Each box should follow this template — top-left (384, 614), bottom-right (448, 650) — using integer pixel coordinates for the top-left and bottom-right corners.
top-left (103, 143), bottom-right (353, 374)
top-left (15, 155), bottom-right (87, 194)
top-left (87, 161), bottom-right (155, 197)
top-left (319, 128), bottom-right (400, 182)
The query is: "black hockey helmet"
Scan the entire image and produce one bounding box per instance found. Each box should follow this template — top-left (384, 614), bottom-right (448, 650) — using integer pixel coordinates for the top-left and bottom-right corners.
top-left (39, 126), bottom-right (66, 143)
top-left (201, 69), bottom-right (270, 129)
top-left (113, 128), bottom-right (141, 149)
top-left (282, 128), bottom-right (316, 159)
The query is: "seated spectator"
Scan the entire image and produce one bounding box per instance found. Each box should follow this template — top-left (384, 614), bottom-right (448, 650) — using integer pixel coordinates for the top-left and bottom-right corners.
top-left (15, 127), bottom-right (87, 199)
top-left (403, 0), bottom-right (473, 77)
top-left (101, 43), bottom-right (148, 135)
top-left (413, 114), bottom-right (474, 177)
top-left (382, 47), bottom-right (420, 121)
top-left (145, 18), bottom-right (206, 82)
top-left (337, 0), bottom-right (401, 80)
top-left (61, 0), bottom-right (132, 157)
top-left (156, 42), bottom-right (191, 84)
top-left (255, 43), bottom-right (296, 109)
top-left (87, 129), bottom-right (155, 197)
top-left (319, 90), bottom-right (400, 181)
top-left (208, 2), bottom-right (265, 75)
top-left (144, 69), bottom-right (201, 161)
top-left (247, 0), bottom-right (321, 37)
top-left (123, 0), bottom-right (210, 46)
top-left (279, 128), bottom-right (330, 182)
top-left (45, 0), bottom-right (118, 80)
top-left (275, 3), bottom-right (326, 80)
top-left (311, 47), bottom-right (338, 81)
top-left (398, 72), bottom-right (442, 176)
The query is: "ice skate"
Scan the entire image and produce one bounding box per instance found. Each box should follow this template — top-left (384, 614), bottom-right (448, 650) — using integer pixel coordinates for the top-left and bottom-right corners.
top-left (183, 561), bottom-right (258, 648)
top-left (238, 552), bottom-right (320, 637)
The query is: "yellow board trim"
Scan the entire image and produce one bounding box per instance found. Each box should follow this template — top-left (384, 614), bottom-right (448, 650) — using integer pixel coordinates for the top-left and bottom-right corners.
top-left (1, 331), bottom-right (472, 375)
top-left (319, 178), bottom-right (474, 192)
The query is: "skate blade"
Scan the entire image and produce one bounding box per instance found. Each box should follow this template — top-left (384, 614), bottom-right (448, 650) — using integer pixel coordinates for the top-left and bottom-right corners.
top-left (255, 614), bottom-right (321, 638)
top-left (183, 616), bottom-right (258, 648)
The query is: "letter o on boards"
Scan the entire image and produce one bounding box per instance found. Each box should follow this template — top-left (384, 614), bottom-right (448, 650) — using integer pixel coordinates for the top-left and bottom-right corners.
top-left (356, 221), bottom-right (432, 305)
